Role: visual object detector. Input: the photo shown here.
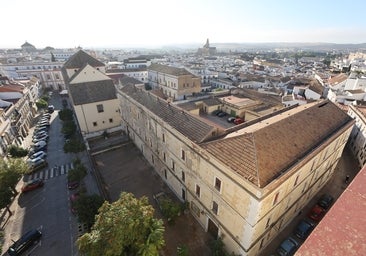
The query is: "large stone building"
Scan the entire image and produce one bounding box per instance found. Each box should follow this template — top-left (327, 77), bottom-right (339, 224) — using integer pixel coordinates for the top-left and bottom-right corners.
top-left (347, 105), bottom-right (366, 168)
top-left (62, 50), bottom-right (122, 139)
top-left (0, 62), bottom-right (65, 91)
top-left (148, 63), bottom-right (201, 101)
top-left (116, 83), bottom-right (354, 255)
top-left (0, 76), bottom-right (39, 155)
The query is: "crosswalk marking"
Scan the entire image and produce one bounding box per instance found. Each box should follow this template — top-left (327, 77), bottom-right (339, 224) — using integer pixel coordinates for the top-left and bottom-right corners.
top-left (24, 162), bottom-right (74, 182)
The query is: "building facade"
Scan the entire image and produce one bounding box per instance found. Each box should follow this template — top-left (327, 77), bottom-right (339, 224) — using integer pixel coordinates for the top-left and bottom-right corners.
top-left (148, 63), bottom-right (201, 101)
top-left (0, 62), bottom-right (65, 90)
top-left (116, 84), bottom-right (354, 255)
top-left (347, 105), bottom-right (366, 168)
top-left (62, 50), bottom-right (122, 139)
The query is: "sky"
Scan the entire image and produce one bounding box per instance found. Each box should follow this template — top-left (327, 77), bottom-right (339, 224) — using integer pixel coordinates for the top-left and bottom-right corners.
top-left (2, 0), bottom-right (366, 49)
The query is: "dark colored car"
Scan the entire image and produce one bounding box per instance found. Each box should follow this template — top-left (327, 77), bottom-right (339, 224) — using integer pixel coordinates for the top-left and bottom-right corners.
top-left (308, 204), bottom-right (326, 221)
top-left (68, 180), bottom-right (80, 190)
top-left (276, 236), bottom-right (299, 256)
top-left (317, 194), bottom-right (334, 210)
top-left (294, 219), bottom-right (315, 240)
top-left (212, 109), bottom-right (221, 116)
top-left (7, 229), bottom-right (42, 256)
top-left (21, 178), bottom-right (44, 193)
top-left (217, 112), bottom-right (227, 117)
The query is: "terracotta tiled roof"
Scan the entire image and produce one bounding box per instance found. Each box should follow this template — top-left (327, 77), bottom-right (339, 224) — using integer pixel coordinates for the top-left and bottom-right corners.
top-left (201, 100), bottom-right (353, 188)
top-left (68, 80), bottom-right (117, 105)
top-left (148, 63), bottom-right (192, 76)
top-left (120, 85), bottom-right (220, 143)
top-left (328, 73), bottom-right (348, 85)
top-left (119, 76), bottom-right (143, 86)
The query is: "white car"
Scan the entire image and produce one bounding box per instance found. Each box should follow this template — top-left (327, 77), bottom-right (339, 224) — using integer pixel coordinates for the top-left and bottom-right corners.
top-left (32, 134), bottom-right (49, 143)
top-left (29, 151), bottom-right (47, 160)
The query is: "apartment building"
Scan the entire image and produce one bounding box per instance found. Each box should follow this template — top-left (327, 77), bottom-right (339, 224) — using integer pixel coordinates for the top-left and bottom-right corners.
top-left (347, 105), bottom-right (366, 168)
top-left (0, 62), bottom-right (65, 91)
top-left (148, 63), bottom-right (201, 100)
top-left (116, 83), bottom-right (354, 255)
top-left (62, 50), bottom-right (122, 139)
top-left (0, 77), bottom-right (38, 155)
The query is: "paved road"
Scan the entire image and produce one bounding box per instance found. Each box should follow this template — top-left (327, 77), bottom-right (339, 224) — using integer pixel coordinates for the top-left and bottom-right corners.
top-left (1, 92), bottom-right (81, 256)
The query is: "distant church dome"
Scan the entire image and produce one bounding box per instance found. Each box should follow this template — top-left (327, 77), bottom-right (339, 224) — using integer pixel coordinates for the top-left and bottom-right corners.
top-left (21, 41), bottom-right (37, 52)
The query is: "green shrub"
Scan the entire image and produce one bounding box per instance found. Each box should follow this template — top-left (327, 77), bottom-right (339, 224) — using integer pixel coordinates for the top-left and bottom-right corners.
top-left (7, 145), bottom-right (28, 157)
top-left (160, 197), bottom-right (181, 223)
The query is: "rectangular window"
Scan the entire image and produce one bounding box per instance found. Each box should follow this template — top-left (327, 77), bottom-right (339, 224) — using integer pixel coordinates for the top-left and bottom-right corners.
top-left (294, 175), bottom-right (299, 187)
top-left (164, 169), bottom-right (167, 179)
top-left (195, 184), bottom-right (200, 197)
top-left (109, 118), bottom-right (113, 123)
top-left (172, 160), bottom-right (175, 171)
top-left (163, 153), bottom-right (166, 162)
top-left (181, 149), bottom-right (185, 160)
top-left (266, 217), bottom-right (271, 228)
top-left (181, 189), bottom-right (186, 201)
top-left (214, 177), bottom-right (221, 192)
top-left (181, 171), bottom-right (185, 182)
top-left (162, 133), bottom-right (165, 143)
top-left (93, 122), bottom-right (97, 127)
top-left (273, 192), bottom-right (279, 206)
top-left (212, 201), bottom-right (218, 215)
top-left (97, 104), bottom-right (104, 113)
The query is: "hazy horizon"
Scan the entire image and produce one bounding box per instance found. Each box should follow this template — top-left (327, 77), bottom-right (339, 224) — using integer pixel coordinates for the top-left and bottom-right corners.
top-left (2, 0), bottom-right (366, 49)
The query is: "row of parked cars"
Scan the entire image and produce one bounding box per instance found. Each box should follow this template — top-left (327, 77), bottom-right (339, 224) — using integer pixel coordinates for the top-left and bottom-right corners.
top-left (212, 110), bottom-right (245, 125)
top-left (276, 194), bottom-right (334, 256)
top-left (26, 112), bottom-right (51, 173)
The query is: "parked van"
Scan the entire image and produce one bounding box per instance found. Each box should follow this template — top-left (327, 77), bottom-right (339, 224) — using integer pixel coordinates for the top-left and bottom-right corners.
top-left (7, 229), bottom-right (42, 256)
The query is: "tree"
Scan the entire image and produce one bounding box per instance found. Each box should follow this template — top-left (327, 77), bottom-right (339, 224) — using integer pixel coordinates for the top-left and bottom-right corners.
top-left (36, 98), bottom-right (48, 109)
top-left (62, 120), bottom-right (77, 137)
top-left (67, 160), bottom-right (87, 182)
top-left (64, 138), bottom-right (86, 155)
top-left (59, 108), bottom-right (74, 121)
top-left (77, 192), bottom-right (165, 256)
top-left (0, 187), bottom-right (13, 216)
top-left (74, 194), bottom-right (104, 228)
top-left (7, 145), bottom-right (28, 158)
top-left (0, 158), bottom-right (28, 194)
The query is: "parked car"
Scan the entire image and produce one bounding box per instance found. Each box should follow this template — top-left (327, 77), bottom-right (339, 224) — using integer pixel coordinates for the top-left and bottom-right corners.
top-left (33, 130), bottom-right (48, 138)
top-left (70, 192), bottom-right (80, 214)
top-left (37, 120), bottom-right (50, 126)
top-left (41, 113), bottom-right (51, 119)
top-left (317, 194), bottom-right (334, 210)
top-left (48, 105), bottom-right (55, 113)
top-left (27, 158), bottom-right (48, 173)
top-left (227, 116), bottom-right (236, 123)
top-left (294, 219), bottom-right (315, 240)
top-left (217, 112), bottom-right (227, 117)
top-left (308, 204), bottom-right (326, 221)
top-left (7, 229), bottom-right (42, 256)
top-left (29, 151), bottom-right (47, 160)
top-left (21, 178), bottom-right (44, 193)
top-left (212, 109), bottom-right (221, 116)
top-left (32, 134), bottom-right (49, 143)
top-left (276, 236), bottom-right (299, 256)
top-left (68, 180), bottom-right (80, 190)
top-left (34, 125), bottom-right (49, 132)
top-left (234, 118), bottom-right (244, 125)
top-left (28, 145), bottom-right (47, 156)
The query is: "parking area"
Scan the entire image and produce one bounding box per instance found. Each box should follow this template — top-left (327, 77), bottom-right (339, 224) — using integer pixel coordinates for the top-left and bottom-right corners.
top-left (90, 139), bottom-right (213, 256)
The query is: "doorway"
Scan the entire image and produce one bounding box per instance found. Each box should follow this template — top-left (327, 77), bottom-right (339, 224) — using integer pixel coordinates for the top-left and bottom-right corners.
top-left (207, 218), bottom-right (219, 239)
